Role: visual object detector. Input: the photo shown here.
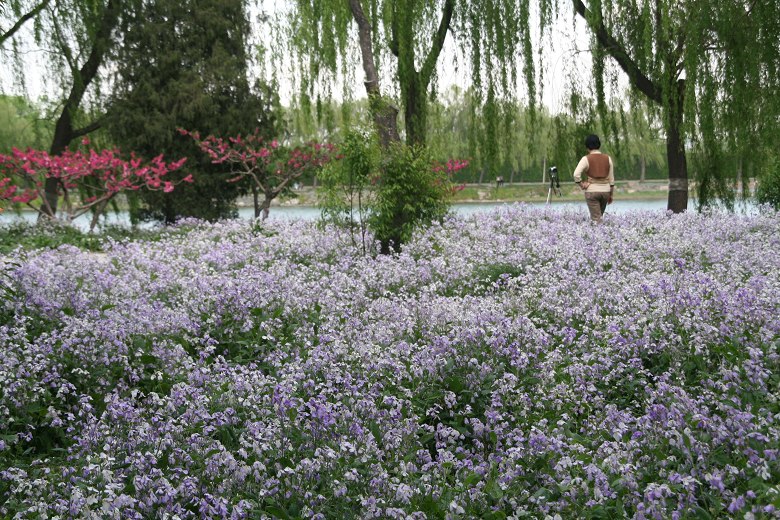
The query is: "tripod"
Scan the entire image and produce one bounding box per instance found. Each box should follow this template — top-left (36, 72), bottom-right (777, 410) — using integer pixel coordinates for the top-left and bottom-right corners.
top-left (546, 166), bottom-right (561, 204)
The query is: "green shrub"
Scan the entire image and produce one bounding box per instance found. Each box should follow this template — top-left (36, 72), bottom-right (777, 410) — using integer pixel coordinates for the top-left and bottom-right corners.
top-left (371, 143), bottom-right (452, 254)
top-left (317, 130), bottom-right (377, 254)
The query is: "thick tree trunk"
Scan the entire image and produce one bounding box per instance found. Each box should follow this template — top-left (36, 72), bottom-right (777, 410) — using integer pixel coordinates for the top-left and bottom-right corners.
top-left (666, 133), bottom-right (688, 212)
top-left (404, 74), bottom-right (427, 146)
top-left (390, 0), bottom-right (453, 147)
top-left (666, 82), bottom-right (688, 213)
top-left (348, 0), bottom-right (400, 148)
top-left (640, 156), bottom-right (647, 182)
top-left (162, 197), bottom-right (176, 225)
top-left (368, 94), bottom-right (401, 149)
top-left (42, 112), bottom-right (78, 219)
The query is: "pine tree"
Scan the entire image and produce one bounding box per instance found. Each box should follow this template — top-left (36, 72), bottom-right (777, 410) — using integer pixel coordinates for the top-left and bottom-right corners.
top-left (107, 0), bottom-right (279, 222)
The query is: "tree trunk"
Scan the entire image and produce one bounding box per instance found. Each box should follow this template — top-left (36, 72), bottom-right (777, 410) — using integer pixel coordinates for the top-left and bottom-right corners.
top-left (666, 82), bottom-right (688, 213)
top-left (736, 158), bottom-right (744, 199)
top-left (88, 198), bottom-right (111, 232)
top-left (162, 197), bottom-right (176, 225)
top-left (391, 0), bottom-right (452, 147)
top-left (348, 0), bottom-right (400, 149)
top-left (403, 74), bottom-right (427, 146)
top-left (41, 113), bottom-right (77, 219)
top-left (260, 194), bottom-right (272, 221)
top-left (640, 155), bottom-right (647, 182)
top-left (252, 183), bottom-right (260, 219)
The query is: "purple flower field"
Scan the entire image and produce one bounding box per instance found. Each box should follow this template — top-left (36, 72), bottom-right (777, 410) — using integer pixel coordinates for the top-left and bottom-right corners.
top-left (1, 206), bottom-right (779, 519)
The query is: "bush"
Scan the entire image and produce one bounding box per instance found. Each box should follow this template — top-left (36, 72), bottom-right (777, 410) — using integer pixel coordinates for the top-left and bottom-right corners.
top-left (317, 130), bottom-right (377, 254)
top-left (371, 143), bottom-right (452, 254)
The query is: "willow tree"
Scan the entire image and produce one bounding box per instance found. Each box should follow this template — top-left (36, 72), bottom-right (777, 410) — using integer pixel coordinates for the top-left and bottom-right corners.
top-left (571, 0), bottom-right (780, 212)
top-left (280, 0), bottom-right (538, 149)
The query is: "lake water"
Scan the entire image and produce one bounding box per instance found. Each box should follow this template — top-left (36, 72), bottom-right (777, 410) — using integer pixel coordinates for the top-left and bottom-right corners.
top-left (0, 198), bottom-right (758, 230)
top-left (260, 199), bottom-right (675, 220)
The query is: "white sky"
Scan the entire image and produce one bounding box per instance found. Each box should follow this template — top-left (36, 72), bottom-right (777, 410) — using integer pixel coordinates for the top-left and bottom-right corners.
top-left (0, 1), bottom-right (605, 113)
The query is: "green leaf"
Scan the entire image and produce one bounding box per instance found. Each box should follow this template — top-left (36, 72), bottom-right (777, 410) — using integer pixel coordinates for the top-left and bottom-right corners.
top-left (204, 448), bottom-right (222, 459)
top-left (463, 471), bottom-right (482, 487)
top-left (369, 421), bottom-right (382, 444)
top-left (690, 506), bottom-right (712, 520)
top-left (263, 503), bottom-right (291, 519)
top-left (531, 487), bottom-right (550, 500)
top-left (140, 354), bottom-right (156, 365)
top-left (445, 374), bottom-right (466, 394)
top-left (486, 481), bottom-right (504, 500)
top-left (589, 505), bottom-right (610, 519)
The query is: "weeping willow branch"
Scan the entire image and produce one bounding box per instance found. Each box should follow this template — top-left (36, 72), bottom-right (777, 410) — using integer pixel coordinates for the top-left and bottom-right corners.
top-left (420, 0), bottom-right (455, 87)
top-left (0, 0), bottom-right (51, 46)
top-left (571, 0), bottom-right (662, 104)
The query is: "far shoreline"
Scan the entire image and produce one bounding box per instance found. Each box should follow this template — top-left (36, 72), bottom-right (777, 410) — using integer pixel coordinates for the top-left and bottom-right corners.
top-left (269, 180), bottom-right (676, 207)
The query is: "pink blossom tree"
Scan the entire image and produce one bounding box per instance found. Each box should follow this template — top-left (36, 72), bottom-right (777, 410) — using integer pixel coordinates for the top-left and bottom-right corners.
top-left (0, 139), bottom-right (189, 231)
top-left (181, 128), bottom-right (336, 220)
top-left (431, 158), bottom-right (469, 195)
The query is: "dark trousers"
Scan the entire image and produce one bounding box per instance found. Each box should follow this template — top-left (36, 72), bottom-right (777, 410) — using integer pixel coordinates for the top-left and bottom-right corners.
top-left (585, 192), bottom-right (610, 222)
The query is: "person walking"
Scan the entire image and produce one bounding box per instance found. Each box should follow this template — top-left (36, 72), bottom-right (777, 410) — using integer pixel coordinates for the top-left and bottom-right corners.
top-left (573, 134), bottom-right (614, 223)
